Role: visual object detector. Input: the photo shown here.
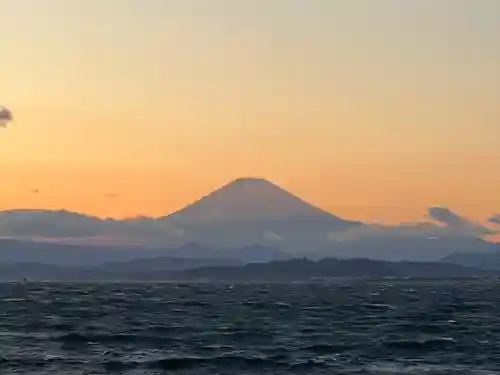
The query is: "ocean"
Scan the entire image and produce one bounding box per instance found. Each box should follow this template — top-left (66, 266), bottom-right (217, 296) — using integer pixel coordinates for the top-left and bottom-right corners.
top-left (0, 280), bottom-right (499, 374)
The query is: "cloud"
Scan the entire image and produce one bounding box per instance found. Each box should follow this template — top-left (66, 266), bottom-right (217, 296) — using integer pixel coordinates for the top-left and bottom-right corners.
top-left (31, 235), bottom-right (126, 246)
top-left (327, 221), bottom-right (452, 242)
top-left (0, 210), bottom-right (111, 238)
top-left (0, 106), bottom-right (13, 127)
top-left (0, 206), bottom-right (496, 248)
top-left (0, 209), bottom-right (184, 246)
top-left (489, 215), bottom-right (500, 225)
top-left (428, 206), bottom-right (466, 227)
top-left (263, 231), bottom-right (283, 242)
top-left (427, 206), bottom-right (495, 237)
top-left (328, 206), bottom-right (497, 243)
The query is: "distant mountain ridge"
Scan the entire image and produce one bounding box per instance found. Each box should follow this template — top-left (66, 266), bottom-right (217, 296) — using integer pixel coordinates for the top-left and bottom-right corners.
top-left (0, 239), bottom-right (290, 266)
top-left (177, 258), bottom-right (497, 281)
top-left (0, 256), bottom-right (496, 282)
top-left (0, 177), bottom-right (497, 263)
top-left (442, 251), bottom-right (500, 270)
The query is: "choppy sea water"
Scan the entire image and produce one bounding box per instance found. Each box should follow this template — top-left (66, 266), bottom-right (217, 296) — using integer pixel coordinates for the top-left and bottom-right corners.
top-left (1, 280), bottom-right (500, 374)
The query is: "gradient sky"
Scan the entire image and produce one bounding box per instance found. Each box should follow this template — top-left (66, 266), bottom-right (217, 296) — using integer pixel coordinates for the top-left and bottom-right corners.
top-left (1, 0), bottom-right (499, 222)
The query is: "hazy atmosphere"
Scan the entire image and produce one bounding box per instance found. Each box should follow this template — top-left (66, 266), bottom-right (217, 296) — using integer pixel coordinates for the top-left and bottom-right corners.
top-left (1, 0), bottom-right (499, 224)
top-left (2, 2), bottom-right (500, 374)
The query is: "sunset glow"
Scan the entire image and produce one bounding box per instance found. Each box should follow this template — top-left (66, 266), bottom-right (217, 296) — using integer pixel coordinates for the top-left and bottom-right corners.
top-left (1, 0), bottom-right (499, 224)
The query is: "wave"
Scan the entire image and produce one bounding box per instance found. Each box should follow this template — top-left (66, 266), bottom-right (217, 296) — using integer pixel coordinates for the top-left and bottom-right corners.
top-left (384, 336), bottom-right (457, 351)
top-left (56, 332), bottom-right (174, 345)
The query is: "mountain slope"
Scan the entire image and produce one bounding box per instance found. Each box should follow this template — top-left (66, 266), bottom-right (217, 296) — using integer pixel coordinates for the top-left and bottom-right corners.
top-left (441, 247), bottom-right (500, 270)
top-left (165, 177), bottom-right (349, 224)
top-left (162, 177), bottom-right (360, 249)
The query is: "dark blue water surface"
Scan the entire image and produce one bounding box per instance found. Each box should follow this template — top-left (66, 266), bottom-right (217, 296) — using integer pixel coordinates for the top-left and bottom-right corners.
top-left (1, 280), bottom-right (500, 374)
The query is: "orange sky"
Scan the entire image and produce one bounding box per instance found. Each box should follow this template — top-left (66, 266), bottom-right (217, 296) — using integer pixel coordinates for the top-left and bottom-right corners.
top-left (1, 1), bottom-right (499, 224)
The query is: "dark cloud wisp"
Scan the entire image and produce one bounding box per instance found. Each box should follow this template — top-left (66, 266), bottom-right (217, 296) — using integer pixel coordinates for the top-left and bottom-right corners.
top-left (489, 215), bottom-right (500, 225)
top-left (428, 206), bottom-right (495, 236)
top-left (0, 107), bottom-right (13, 127)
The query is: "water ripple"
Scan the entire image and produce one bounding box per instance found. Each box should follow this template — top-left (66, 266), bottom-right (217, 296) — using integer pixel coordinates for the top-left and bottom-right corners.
top-left (0, 280), bottom-right (499, 374)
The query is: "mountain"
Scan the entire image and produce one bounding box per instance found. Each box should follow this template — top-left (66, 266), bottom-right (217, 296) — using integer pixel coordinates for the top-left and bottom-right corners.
top-left (0, 179), bottom-right (359, 252)
top-left (0, 178), bottom-right (497, 262)
top-left (316, 237), bottom-right (500, 262)
top-left (176, 258), bottom-right (496, 281)
top-left (1, 256), bottom-right (495, 282)
top-left (0, 238), bottom-right (292, 266)
top-left (165, 178), bottom-right (346, 224)
top-left (100, 256), bottom-right (242, 271)
top-left (162, 177), bottom-right (360, 250)
top-left (0, 238), bottom-right (166, 266)
top-left (441, 248), bottom-right (500, 270)
top-left (0, 256), bottom-right (241, 282)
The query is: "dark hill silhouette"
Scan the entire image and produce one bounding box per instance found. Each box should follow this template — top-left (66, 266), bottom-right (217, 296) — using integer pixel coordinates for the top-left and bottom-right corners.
top-left (442, 250), bottom-right (500, 270)
top-left (177, 258), bottom-right (496, 281)
top-left (0, 256), bottom-right (495, 282)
